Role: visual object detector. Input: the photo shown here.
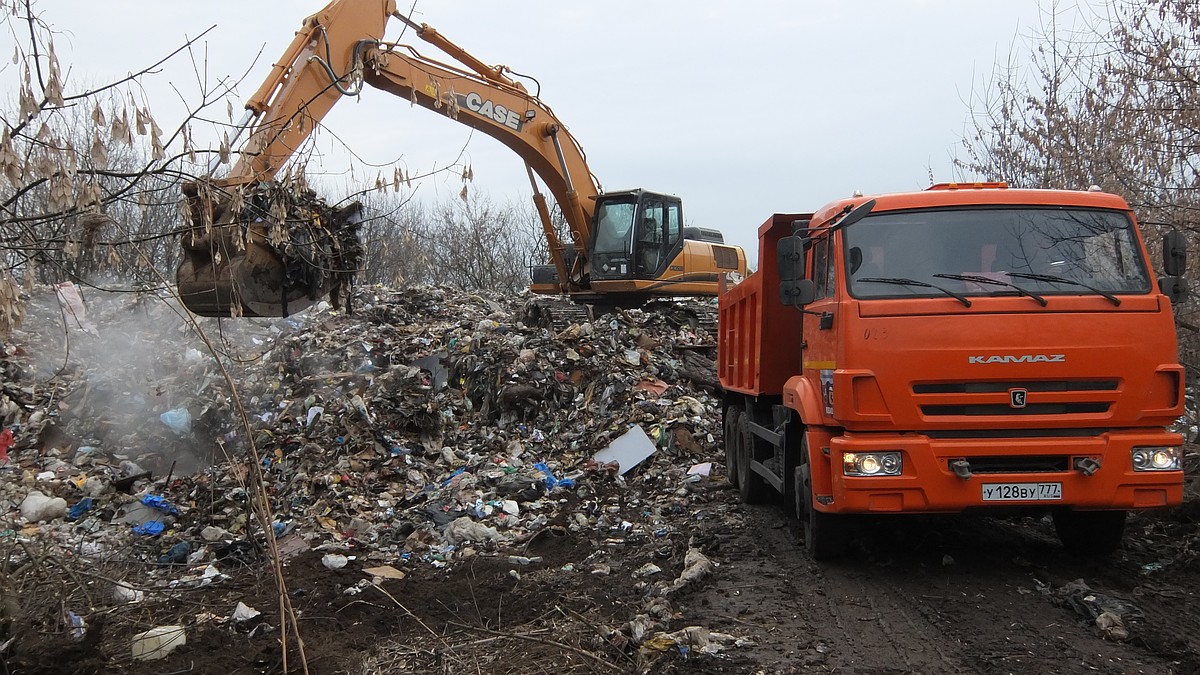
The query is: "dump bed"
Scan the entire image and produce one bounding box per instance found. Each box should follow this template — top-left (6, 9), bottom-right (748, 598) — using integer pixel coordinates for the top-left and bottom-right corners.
top-left (717, 213), bottom-right (808, 396)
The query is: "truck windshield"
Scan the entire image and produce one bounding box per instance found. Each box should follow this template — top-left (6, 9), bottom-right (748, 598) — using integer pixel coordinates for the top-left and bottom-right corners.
top-left (843, 207), bottom-right (1151, 300)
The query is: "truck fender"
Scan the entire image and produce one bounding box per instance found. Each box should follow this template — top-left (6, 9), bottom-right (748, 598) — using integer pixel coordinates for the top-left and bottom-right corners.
top-left (781, 376), bottom-right (837, 506)
top-left (782, 375), bottom-right (823, 426)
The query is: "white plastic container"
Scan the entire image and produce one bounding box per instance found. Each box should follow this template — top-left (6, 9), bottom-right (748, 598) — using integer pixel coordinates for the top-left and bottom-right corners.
top-left (131, 625), bottom-right (186, 660)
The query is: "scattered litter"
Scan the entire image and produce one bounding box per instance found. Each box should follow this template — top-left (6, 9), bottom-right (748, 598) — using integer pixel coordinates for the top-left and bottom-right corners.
top-left (113, 581), bottom-right (145, 604)
top-left (159, 408), bottom-right (192, 435)
top-left (666, 547), bottom-right (714, 594)
top-left (132, 521), bottom-right (165, 537)
top-left (594, 426), bottom-right (658, 475)
top-left (1095, 611), bottom-right (1129, 641)
top-left (533, 462), bottom-right (575, 491)
top-left (158, 542), bottom-right (191, 565)
top-left (642, 625), bottom-right (753, 656)
top-left (363, 565), bottom-right (406, 580)
top-left (1043, 578), bottom-right (1141, 641)
top-left (131, 625), bottom-right (186, 661)
top-left (67, 498), bottom-right (94, 521)
top-left (20, 491), bottom-right (67, 522)
top-left (65, 611), bottom-right (86, 641)
top-left (634, 563), bottom-right (663, 578)
top-left (321, 553), bottom-right (349, 570)
top-left (232, 602), bottom-right (261, 623)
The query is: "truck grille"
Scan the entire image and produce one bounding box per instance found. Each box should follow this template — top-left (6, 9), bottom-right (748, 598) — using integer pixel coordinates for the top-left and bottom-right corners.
top-left (949, 455), bottom-right (1070, 473)
top-left (913, 380), bottom-right (1118, 394)
top-left (913, 379), bottom-right (1118, 418)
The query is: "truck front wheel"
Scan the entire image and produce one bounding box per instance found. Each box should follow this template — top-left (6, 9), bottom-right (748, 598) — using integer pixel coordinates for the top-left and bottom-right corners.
top-left (1052, 509), bottom-right (1126, 555)
top-left (795, 437), bottom-right (852, 560)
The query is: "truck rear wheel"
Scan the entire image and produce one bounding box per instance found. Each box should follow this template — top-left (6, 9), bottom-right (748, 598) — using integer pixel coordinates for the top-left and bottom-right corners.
top-left (736, 409), bottom-right (773, 503)
top-left (795, 437), bottom-right (852, 560)
top-left (723, 407), bottom-right (741, 488)
top-left (1052, 509), bottom-right (1126, 555)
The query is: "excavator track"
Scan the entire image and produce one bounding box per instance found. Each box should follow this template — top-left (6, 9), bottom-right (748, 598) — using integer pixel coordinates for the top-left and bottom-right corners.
top-left (521, 297), bottom-right (595, 332)
top-left (522, 296), bottom-right (718, 338)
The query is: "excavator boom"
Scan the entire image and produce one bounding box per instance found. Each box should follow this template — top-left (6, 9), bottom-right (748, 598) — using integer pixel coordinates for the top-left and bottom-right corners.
top-left (176, 0), bottom-right (745, 317)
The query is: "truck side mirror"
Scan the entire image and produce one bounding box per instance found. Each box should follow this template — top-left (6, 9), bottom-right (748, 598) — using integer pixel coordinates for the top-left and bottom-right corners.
top-left (781, 279), bottom-right (816, 306)
top-left (1163, 230), bottom-right (1187, 277)
top-left (1160, 276), bottom-right (1189, 304)
top-left (777, 235), bottom-right (815, 306)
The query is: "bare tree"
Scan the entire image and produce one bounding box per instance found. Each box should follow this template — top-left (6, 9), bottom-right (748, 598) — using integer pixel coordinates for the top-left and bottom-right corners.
top-left (0, 0), bottom-right (249, 333)
top-left (958, 0), bottom-right (1200, 360)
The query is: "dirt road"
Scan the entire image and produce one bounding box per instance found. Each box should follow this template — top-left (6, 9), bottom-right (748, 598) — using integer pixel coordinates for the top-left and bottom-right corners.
top-left (690, 495), bottom-right (1199, 674)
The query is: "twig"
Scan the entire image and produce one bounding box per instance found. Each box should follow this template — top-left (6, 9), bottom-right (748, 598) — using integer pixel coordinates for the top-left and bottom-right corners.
top-left (557, 606), bottom-right (638, 667)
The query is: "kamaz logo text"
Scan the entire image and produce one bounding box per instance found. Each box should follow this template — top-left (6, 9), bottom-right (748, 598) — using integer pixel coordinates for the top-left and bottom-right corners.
top-left (457, 92), bottom-right (523, 131)
top-left (968, 354), bottom-right (1066, 364)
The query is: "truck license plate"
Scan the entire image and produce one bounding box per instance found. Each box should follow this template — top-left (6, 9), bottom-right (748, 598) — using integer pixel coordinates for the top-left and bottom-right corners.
top-left (981, 482), bottom-right (1062, 501)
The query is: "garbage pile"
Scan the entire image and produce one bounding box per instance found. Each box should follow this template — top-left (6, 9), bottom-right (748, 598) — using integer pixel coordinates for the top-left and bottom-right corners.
top-left (0, 282), bottom-right (743, 669)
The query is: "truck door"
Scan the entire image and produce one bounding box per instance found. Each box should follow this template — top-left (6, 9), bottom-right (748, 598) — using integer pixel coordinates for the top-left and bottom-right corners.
top-left (806, 233), bottom-right (839, 421)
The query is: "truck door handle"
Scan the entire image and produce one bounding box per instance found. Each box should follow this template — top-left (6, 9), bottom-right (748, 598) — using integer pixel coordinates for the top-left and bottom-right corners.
top-left (819, 312), bottom-right (834, 330)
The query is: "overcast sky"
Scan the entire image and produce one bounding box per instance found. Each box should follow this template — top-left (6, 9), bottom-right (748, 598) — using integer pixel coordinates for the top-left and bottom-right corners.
top-left (43, 0), bottom-right (1061, 260)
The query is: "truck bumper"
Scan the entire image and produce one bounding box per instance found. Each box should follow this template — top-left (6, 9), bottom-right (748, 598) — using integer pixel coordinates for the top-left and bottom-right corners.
top-left (824, 429), bottom-right (1183, 514)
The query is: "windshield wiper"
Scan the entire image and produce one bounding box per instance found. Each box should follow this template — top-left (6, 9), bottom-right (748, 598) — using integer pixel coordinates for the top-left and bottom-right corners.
top-left (932, 273), bottom-right (1047, 307)
top-left (1005, 272), bottom-right (1121, 306)
top-left (857, 277), bottom-right (972, 307)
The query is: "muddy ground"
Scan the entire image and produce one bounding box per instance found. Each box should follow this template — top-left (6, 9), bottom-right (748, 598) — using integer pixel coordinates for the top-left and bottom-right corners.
top-left (3, 287), bottom-right (1196, 674)
top-left (10, 459), bottom-right (1199, 675)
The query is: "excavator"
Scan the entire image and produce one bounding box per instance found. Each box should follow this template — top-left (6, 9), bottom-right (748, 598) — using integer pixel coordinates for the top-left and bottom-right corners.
top-left (176, 0), bottom-right (748, 318)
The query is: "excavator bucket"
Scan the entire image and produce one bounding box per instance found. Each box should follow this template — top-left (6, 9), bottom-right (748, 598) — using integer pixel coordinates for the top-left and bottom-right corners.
top-left (176, 181), bottom-right (363, 317)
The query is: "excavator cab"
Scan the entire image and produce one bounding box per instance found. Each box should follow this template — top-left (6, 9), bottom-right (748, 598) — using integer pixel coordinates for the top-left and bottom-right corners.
top-left (589, 189), bottom-right (682, 282)
top-left (532, 187), bottom-right (747, 301)
top-left (586, 188), bottom-right (748, 297)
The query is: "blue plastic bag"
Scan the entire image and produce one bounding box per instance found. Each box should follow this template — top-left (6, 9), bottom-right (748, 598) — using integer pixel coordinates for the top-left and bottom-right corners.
top-left (533, 462), bottom-right (575, 491)
top-left (68, 498), bottom-right (94, 521)
top-left (132, 521), bottom-right (165, 536)
top-left (141, 494), bottom-right (179, 515)
top-left (159, 408), bottom-right (192, 435)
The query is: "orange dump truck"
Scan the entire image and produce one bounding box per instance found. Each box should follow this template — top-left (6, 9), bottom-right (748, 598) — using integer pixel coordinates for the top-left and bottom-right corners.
top-left (718, 183), bottom-right (1190, 559)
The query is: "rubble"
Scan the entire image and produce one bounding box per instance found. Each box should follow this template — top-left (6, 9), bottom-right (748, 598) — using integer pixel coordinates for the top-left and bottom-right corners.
top-left (0, 282), bottom-right (742, 670)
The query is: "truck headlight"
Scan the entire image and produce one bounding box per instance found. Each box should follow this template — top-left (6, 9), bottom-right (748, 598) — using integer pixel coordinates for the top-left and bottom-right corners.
top-left (844, 451), bottom-right (902, 476)
top-left (1132, 447), bottom-right (1181, 471)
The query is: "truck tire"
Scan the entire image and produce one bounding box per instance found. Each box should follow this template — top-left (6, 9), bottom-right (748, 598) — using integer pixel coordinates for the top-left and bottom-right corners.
top-left (736, 409), bottom-right (773, 503)
top-left (795, 437), bottom-right (852, 560)
top-left (1052, 509), bottom-right (1126, 555)
top-left (723, 407), bottom-right (741, 488)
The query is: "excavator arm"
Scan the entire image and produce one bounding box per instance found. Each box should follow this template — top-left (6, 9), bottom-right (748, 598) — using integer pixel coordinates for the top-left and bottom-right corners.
top-left (178, 0), bottom-right (747, 318)
top-left (178, 0), bottom-right (598, 316)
